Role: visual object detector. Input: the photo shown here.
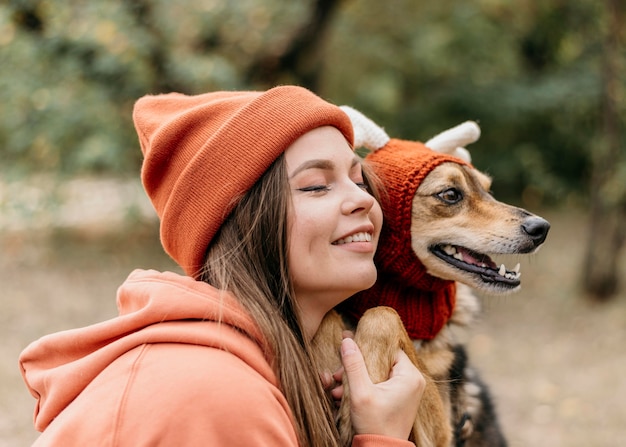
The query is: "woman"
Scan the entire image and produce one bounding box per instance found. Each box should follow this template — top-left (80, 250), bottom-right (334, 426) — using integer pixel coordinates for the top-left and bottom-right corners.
top-left (20, 86), bottom-right (424, 446)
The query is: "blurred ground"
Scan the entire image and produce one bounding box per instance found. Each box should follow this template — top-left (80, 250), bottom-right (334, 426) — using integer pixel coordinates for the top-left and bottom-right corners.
top-left (1, 179), bottom-right (625, 446)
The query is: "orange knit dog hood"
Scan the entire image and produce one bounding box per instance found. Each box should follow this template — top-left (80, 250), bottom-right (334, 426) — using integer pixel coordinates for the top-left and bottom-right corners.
top-left (338, 107), bottom-right (477, 340)
top-left (133, 86), bottom-right (353, 277)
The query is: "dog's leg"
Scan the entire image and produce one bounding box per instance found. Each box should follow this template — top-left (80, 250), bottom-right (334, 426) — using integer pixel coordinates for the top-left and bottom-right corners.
top-left (311, 310), bottom-right (345, 375)
top-left (313, 308), bottom-right (455, 446)
top-left (448, 345), bottom-right (508, 447)
top-left (345, 306), bottom-right (452, 447)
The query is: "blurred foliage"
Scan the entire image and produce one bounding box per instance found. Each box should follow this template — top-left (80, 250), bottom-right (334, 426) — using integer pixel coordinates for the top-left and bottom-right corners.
top-left (1, 0), bottom-right (624, 206)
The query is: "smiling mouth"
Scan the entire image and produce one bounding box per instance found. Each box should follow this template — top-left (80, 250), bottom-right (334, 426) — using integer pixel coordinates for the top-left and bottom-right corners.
top-left (332, 232), bottom-right (373, 245)
top-left (431, 244), bottom-right (521, 288)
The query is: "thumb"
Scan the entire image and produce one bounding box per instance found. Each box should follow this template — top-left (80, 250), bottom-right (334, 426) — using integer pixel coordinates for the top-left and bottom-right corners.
top-left (340, 338), bottom-right (371, 391)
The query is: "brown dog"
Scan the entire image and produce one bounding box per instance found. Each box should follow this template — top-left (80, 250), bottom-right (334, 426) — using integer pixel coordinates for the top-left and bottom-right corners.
top-left (312, 109), bottom-right (549, 447)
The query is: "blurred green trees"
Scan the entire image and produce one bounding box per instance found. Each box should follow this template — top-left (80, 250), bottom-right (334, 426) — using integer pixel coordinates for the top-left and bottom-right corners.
top-left (1, 1), bottom-right (624, 295)
top-left (1, 0), bottom-right (617, 200)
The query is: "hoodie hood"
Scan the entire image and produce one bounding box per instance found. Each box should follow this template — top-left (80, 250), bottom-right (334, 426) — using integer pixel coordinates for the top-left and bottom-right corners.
top-left (19, 269), bottom-right (273, 432)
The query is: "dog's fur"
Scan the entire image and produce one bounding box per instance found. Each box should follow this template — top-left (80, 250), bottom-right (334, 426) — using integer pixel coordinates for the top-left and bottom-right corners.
top-left (312, 150), bottom-right (549, 446)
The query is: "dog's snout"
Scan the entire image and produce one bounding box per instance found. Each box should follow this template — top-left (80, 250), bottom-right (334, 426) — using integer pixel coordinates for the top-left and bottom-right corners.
top-left (521, 216), bottom-right (550, 247)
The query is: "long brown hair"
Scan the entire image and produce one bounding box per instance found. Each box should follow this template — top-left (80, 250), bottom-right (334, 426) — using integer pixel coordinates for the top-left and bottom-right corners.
top-left (200, 154), bottom-right (340, 446)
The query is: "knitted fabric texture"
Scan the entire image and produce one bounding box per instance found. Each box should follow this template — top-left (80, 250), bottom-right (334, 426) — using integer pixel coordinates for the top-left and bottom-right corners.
top-left (340, 138), bottom-right (469, 340)
top-left (134, 86), bottom-right (353, 277)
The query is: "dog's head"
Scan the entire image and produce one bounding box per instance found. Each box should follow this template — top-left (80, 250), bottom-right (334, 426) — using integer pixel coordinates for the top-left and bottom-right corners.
top-left (410, 161), bottom-right (549, 294)
top-left (341, 106), bottom-right (550, 295)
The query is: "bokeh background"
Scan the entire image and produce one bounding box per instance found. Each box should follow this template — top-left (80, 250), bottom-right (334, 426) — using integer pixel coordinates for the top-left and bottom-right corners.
top-left (1, 1), bottom-right (625, 445)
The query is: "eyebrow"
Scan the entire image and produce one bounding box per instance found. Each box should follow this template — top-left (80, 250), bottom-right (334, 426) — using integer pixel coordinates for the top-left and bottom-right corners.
top-left (288, 157), bottom-right (360, 179)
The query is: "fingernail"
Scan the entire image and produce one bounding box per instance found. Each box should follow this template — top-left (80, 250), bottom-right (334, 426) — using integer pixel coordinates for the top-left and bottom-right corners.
top-left (341, 337), bottom-right (357, 356)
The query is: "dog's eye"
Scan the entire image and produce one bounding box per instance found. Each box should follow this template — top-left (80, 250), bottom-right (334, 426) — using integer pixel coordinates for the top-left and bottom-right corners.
top-left (436, 188), bottom-right (463, 204)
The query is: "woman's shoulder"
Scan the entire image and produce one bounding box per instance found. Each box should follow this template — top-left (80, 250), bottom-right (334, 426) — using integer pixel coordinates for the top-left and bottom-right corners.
top-left (113, 340), bottom-right (274, 400)
top-left (117, 342), bottom-right (300, 445)
top-left (33, 341), bottom-right (299, 446)
top-left (135, 341), bottom-right (279, 399)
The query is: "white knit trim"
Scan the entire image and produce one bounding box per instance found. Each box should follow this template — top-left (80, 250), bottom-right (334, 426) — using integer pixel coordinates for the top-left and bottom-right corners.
top-left (425, 121), bottom-right (480, 163)
top-left (340, 106), bottom-right (390, 152)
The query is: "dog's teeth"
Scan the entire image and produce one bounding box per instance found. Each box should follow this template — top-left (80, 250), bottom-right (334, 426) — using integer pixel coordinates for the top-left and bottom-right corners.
top-left (498, 264), bottom-right (506, 276)
top-left (443, 245), bottom-right (456, 256)
top-left (454, 253), bottom-right (464, 261)
top-left (502, 269), bottom-right (521, 280)
top-left (514, 263), bottom-right (520, 274)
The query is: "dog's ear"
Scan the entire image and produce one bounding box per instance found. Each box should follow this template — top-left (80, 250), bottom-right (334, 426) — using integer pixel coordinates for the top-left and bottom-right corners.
top-left (425, 121), bottom-right (480, 163)
top-left (340, 106), bottom-right (390, 153)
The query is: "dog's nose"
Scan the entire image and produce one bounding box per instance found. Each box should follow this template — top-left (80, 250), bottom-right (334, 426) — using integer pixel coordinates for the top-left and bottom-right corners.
top-left (522, 216), bottom-right (550, 247)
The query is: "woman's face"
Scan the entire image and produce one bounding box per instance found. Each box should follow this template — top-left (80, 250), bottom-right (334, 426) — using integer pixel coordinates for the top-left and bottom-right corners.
top-left (285, 126), bottom-right (383, 339)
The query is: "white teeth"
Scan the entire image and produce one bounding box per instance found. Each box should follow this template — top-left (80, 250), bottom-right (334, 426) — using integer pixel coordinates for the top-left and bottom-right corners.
top-left (499, 264), bottom-right (506, 276)
top-left (440, 244), bottom-right (522, 281)
top-left (333, 232), bottom-right (372, 245)
top-left (498, 262), bottom-right (522, 280)
top-left (443, 245), bottom-right (457, 256)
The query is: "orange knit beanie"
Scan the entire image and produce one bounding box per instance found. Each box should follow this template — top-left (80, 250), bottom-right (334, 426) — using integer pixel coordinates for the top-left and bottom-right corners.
top-left (133, 86), bottom-right (353, 277)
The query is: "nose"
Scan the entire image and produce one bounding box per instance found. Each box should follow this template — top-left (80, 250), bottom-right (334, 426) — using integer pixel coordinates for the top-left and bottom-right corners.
top-left (343, 183), bottom-right (376, 215)
top-left (521, 216), bottom-right (550, 247)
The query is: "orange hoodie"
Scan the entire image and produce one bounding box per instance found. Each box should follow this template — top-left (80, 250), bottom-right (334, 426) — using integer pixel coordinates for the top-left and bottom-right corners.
top-left (20, 269), bottom-right (413, 447)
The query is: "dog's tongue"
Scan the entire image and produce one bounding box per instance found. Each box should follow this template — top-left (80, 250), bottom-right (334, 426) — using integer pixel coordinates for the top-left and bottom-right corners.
top-left (456, 246), bottom-right (497, 269)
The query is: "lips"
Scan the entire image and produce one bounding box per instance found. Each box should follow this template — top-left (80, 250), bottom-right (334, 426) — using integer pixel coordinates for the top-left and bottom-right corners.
top-left (332, 231), bottom-right (373, 245)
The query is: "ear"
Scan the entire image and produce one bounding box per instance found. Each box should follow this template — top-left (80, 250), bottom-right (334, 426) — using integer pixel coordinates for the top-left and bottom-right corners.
top-left (425, 121), bottom-right (480, 163)
top-left (340, 106), bottom-right (390, 153)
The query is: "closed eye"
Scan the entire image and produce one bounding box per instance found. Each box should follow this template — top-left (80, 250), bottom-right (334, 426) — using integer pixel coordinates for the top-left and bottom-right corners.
top-left (297, 185), bottom-right (331, 193)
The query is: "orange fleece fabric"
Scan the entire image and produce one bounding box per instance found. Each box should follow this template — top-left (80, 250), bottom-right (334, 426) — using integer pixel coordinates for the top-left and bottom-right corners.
top-left (19, 270), bottom-right (414, 447)
top-left (340, 138), bottom-right (469, 340)
top-left (134, 86), bottom-right (353, 278)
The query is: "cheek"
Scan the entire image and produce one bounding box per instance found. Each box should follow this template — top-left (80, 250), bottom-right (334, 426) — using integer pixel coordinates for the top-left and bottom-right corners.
top-left (290, 198), bottom-right (334, 240)
top-left (371, 201), bottom-right (384, 239)
top-left (288, 208), bottom-right (322, 262)
top-left (291, 216), bottom-right (329, 256)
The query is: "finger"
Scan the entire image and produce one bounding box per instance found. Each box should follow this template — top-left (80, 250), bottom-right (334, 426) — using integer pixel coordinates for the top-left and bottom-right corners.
top-left (340, 338), bottom-right (372, 392)
top-left (330, 384), bottom-right (344, 400)
top-left (320, 370), bottom-right (334, 390)
top-left (389, 350), bottom-right (415, 377)
top-left (393, 348), bottom-right (412, 366)
top-left (332, 366), bottom-right (344, 383)
top-left (389, 350), bottom-right (425, 392)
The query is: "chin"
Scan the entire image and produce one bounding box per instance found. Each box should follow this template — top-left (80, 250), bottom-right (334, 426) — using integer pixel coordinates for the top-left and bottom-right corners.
top-left (352, 270), bottom-right (378, 294)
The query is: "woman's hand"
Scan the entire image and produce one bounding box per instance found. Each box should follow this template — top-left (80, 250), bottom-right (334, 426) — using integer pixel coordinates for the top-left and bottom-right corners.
top-left (340, 337), bottom-right (425, 440)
